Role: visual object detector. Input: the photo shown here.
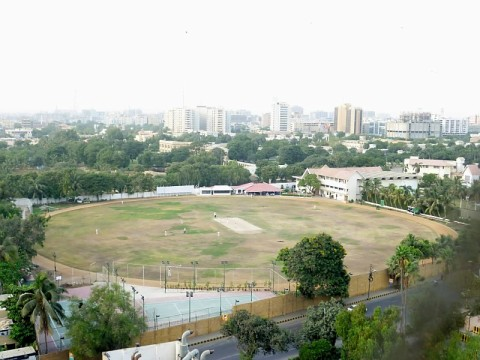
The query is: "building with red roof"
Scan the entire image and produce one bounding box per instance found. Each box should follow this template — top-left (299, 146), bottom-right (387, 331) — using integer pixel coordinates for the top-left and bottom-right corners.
top-left (232, 182), bottom-right (281, 196)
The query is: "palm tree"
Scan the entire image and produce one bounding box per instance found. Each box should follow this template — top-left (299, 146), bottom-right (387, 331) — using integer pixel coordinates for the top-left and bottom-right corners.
top-left (18, 272), bottom-right (65, 354)
top-left (372, 178), bottom-right (382, 204)
top-left (361, 178), bottom-right (373, 202)
top-left (0, 237), bottom-right (18, 262)
top-left (387, 244), bottom-right (422, 335)
top-left (451, 176), bottom-right (467, 208)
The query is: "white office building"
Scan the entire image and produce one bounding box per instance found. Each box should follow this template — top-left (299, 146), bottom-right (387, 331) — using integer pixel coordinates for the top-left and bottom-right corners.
top-left (271, 102), bottom-right (289, 132)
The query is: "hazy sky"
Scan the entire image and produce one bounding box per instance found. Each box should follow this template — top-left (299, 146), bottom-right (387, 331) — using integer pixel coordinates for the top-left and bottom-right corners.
top-left (0, 0), bottom-right (477, 117)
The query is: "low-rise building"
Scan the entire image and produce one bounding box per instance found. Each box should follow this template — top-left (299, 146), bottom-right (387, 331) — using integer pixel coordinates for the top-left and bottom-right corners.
top-left (463, 164), bottom-right (480, 187)
top-left (135, 131), bottom-right (157, 142)
top-left (297, 166), bottom-right (418, 202)
top-left (404, 156), bottom-right (465, 178)
top-left (159, 140), bottom-right (192, 153)
top-left (232, 182), bottom-right (282, 196)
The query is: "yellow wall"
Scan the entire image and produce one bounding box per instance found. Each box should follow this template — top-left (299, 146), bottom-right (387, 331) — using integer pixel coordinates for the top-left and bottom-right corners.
top-left (40, 262), bottom-right (445, 359)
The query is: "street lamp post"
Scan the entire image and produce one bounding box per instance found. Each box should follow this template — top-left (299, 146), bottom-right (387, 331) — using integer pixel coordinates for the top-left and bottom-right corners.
top-left (248, 281), bottom-right (256, 302)
top-left (191, 261), bottom-right (198, 292)
top-left (221, 261), bottom-right (228, 290)
top-left (131, 286), bottom-right (138, 307)
top-left (53, 252), bottom-right (57, 282)
top-left (271, 261), bottom-right (276, 293)
top-left (140, 295), bottom-right (145, 321)
top-left (162, 261), bottom-right (170, 293)
top-left (217, 288), bottom-right (223, 316)
top-left (367, 264), bottom-right (375, 300)
top-left (186, 291), bottom-right (193, 322)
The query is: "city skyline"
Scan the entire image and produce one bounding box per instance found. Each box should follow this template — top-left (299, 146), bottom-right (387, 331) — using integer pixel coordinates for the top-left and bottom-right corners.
top-left (0, 0), bottom-right (478, 117)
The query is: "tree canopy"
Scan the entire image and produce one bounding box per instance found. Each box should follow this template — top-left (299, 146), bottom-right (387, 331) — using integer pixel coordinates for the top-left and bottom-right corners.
top-left (277, 233), bottom-right (350, 298)
top-left (221, 310), bottom-right (291, 360)
top-left (65, 283), bottom-right (146, 360)
top-left (335, 304), bottom-right (401, 360)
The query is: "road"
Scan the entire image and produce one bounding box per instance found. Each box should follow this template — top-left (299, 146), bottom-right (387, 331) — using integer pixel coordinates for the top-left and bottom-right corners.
top-left (193, 280), bottom-right (457, 360)
top-left (194, 292), bottom-right (403, 359)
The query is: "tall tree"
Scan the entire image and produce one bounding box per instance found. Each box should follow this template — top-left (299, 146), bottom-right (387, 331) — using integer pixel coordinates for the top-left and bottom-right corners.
top-left (300, 298), bottom-right (344, 345)
top-left (277, 233), bottom-right (350, 298)
top-left (221, 310), bottom-right (291, 360)
top-left (335, 304), bottom-right (401, 360)
top-left (298, 173), bottom-right (321, 195)
top-left (18, 272), bottom-right (65, 354)
top-left (386, 243), bottom-right (422, 334)
top-left (66, 283), bottom-right (146, 360)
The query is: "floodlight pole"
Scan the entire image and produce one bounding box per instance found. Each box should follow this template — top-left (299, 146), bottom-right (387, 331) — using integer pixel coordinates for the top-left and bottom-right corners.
top-left (131, 286), bottom-right (138, 307)
top-left (53, 252), bottom-right (57, 283)
top-left (162, 261), bottom-right (170, 293)
top-left (191, 261), bottom-right (198, 292)
top-left (186, 291), bottom-right (193, 322)
top-left (221, 261), bottom-right (228, 290)
top-left (271, 261), bottom-right (276, 293)
top-left (367, 264), bottom-right (375, 300)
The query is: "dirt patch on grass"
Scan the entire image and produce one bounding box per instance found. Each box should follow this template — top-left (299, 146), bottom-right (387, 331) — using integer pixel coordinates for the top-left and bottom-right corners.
top-left (214, 217), bottom-right (262, 234)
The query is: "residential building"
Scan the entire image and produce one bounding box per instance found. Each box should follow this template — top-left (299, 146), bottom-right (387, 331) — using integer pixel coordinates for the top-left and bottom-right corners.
top-left (297, 165), bottom-right (419, 202)
top-left (196, 106), bottom-right (208, 131)
top-left (134, 130), bottom-right (157, 142)
top-left (4, 128), bottom-right (33, 139)
top-left (403, 156), bottom-right (465, 178)
top-left (271, 102), bottom-right (289, 132)
top-left (441, 117), bottom-right (469, 135)
top-left (334, 103), bottom-right (363, 135)
top-left (463, 164), bottom-right (480, 187)
top-left (164, 108), bottom-right (199, 135)
top-left (159, 140), bottom-right (192, 153)
top-left (206, 107), bottom-right (229, 135)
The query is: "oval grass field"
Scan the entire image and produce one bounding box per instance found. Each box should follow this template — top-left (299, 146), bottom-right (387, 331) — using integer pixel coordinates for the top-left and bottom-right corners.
top-left (39, 196), bottom-right (454, 279)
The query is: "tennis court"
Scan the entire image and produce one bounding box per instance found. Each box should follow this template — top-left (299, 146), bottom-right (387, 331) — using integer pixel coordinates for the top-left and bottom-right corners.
top-left (45, 287), bottom-right (270, 352)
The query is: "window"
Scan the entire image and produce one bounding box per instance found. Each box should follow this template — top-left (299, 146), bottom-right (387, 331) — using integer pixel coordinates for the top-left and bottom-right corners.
top-left (473, 326), bottom-right (480, 334)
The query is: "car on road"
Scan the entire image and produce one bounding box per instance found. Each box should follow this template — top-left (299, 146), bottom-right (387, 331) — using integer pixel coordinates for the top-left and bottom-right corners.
top-left (347, 304), bottom-right (367, 312)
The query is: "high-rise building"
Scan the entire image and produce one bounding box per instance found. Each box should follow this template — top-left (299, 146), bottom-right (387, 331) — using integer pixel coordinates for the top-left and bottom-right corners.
top-left (441, 118), bottom-right (469, 135)
top-left (196, 106), bottom-right (208, 131)
top-left (164, 108), bottom-right (199, 136)
top-left (334, 103), bottom-right (363, 135)
top-left (271, 102), bottom-right (289, 132)
top-left (206, 107), bottom-right (229, 135)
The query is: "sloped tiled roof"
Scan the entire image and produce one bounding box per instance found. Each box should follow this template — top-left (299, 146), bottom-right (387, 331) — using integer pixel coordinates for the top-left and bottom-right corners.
top-left (232, 182), bottom-right (255, 190)
top-left (244, 183), bottom-right (281, 193)
top-left (405, 158), bottom-right (456, 167)
top-left (466, 164), bottom-right (480, 176)
top-left (307, 165), bottom-right (382, 180)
